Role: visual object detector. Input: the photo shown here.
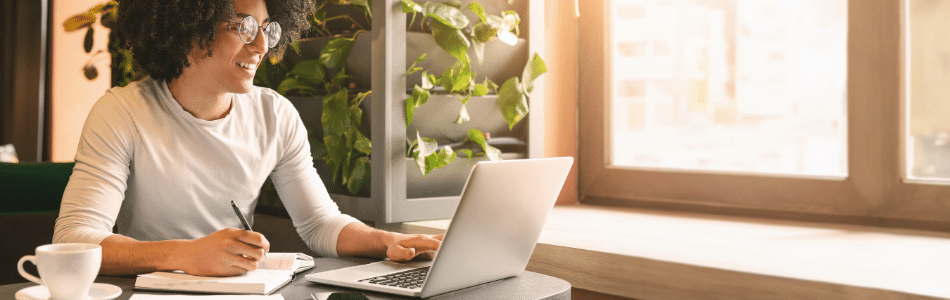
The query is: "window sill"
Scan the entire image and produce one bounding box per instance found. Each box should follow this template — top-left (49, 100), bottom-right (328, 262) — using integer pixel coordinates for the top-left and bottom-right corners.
top-left (382, 204), bottom-right (950, 299)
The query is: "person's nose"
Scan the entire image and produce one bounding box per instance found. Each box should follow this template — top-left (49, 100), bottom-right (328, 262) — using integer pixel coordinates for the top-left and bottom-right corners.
top-left (248, 26), bottom-right (269, 55)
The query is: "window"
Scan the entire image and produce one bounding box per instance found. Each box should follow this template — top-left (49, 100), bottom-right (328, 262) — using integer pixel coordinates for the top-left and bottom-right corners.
top-left (610, 1), bottom-right (847, 176)
top-left (579, 0), bottom-right (950, 229)
top-left (906, 0), bottom-right (950, 183)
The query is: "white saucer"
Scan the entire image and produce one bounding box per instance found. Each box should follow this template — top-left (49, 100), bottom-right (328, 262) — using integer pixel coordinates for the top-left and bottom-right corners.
top-left (15, 283), bottom-right (122, 300)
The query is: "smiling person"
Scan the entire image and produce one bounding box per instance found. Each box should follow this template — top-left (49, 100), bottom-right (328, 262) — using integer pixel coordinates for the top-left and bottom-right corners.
top-left (53, 0), bottom-right (441, 277)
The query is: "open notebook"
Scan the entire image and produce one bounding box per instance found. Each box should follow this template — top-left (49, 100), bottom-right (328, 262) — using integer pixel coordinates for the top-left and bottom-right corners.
top-left (134, 252), bottom-right (314, 295)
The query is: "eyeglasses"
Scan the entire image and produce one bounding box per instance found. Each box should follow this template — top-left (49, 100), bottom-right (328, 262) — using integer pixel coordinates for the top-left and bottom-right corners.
top-left (227, 15), bottom-right (281, 49)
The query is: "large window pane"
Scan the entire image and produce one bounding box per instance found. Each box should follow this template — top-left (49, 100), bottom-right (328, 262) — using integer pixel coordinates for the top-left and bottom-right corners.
top-left (609, 0), bottom-right (847, 176)
top-left (907, 0), bottom-right (950, 182)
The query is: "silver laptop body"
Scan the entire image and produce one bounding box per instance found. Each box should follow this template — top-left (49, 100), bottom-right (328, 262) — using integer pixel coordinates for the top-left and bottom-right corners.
top-left (305, 157), bottom-right (573, 298)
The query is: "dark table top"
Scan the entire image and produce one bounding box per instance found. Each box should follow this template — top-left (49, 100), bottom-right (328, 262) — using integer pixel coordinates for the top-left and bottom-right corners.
top-left (2, 257), bottom-right (571, 300)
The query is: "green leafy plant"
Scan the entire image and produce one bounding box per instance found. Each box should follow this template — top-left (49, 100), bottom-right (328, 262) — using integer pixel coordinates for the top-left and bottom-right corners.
top-left (255, 28), bottom-right (372, 195)
top-left (400, 0), bottom-right (546, 176)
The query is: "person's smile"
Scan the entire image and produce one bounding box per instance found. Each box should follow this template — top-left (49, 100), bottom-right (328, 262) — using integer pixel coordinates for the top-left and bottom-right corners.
top-left (236, 59), bottom-right (259, 73)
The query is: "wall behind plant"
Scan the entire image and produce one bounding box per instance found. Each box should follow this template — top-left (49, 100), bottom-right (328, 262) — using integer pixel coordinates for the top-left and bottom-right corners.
top-left (49, 0), bottom-right (111, 162)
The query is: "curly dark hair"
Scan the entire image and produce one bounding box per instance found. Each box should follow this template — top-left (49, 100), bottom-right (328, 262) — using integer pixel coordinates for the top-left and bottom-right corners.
top-left (116, 0), bottom-right (313, 82)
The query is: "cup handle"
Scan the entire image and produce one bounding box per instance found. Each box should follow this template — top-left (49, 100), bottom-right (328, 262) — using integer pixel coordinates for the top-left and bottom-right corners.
top-left (17, 255), bottom-right (43, 285)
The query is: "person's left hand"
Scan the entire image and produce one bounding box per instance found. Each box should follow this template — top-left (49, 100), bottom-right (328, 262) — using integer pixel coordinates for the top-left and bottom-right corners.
top-left (385, 233), bottom-right (444, 262)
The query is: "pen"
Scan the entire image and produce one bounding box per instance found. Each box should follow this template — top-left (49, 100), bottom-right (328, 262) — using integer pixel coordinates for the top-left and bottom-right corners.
top-left (230, 200), bottom-right (269, 267)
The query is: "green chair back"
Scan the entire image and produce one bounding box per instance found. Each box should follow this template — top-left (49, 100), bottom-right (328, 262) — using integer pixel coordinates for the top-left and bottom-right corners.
top-left (0, 162), bottom-right (75, 214)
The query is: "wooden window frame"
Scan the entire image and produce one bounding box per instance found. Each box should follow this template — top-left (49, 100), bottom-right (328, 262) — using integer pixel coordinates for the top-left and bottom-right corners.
top-left (578, 0), bottom-right (950, 231)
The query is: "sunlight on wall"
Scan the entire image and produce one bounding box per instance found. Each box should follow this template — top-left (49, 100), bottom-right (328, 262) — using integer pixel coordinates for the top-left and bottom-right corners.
top-left (50, 0), bottom-right (111, 162)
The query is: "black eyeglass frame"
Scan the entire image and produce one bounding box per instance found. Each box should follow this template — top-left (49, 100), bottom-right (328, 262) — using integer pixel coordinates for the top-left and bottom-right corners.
top-left (226, 15), bottom-right (281, 49)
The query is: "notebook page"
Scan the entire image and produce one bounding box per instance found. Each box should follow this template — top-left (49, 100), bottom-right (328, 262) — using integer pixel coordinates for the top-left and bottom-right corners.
top-left (262, 252), bottom-right (315, 273)
top-left (261, 253), bottom-right (297, 271)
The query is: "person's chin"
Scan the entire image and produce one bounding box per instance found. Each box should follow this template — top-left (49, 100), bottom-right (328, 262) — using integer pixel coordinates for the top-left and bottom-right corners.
top-left (231, 80), bottom-right (256, 94)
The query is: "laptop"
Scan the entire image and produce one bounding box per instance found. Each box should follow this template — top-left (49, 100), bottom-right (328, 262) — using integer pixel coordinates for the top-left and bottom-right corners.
top-left (305, 157), bottom-right (573, 298)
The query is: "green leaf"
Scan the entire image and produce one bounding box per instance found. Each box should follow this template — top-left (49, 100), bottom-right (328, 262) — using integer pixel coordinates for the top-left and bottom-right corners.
top-left (416, 132), bottom-right (438, 157)
top-left (310, 138), bottom-right (328, 160)
top-left (467, 129), bottom-right (487, 148)
top-left (423, 146), bottom-right (456, 176)
top-left (64, 13), bottom-right (96, 32)
top-left (466, 2), bottom-right (488, 23)
top-left (413, 132), bottom-right (440, 175)
top-left (406, 85), bottom-right (429, 126)
top-left (351, 0), bottom-right (371, 16)
top-left (526, 53), bottom-right (548, 82)
top-left (502, 10), bottom-right (521, 28)
top-left (287, 60), bottom-right (326, 85)
top-left (424, 2), bottom-right (469, 29)
top-left (320, 37), bottom-right (355, 70)
top-left (83, 27), bottom-right (95, 53)
top-left (346, 156), bottom-right (370, 195)
top-left (420, 71), bottom-right (434, 89)
top-left (322, 90), bottom-right (353, 138)
top-left (353, 131), bottom-right (372, 155)
top-left (405, 96), bottom-right (416, 127)
top-left (440, 61), bottom-right (472, 92)
top-left (277, 77), bottom-right (318, 95)
top-left (428, 74), bottom-right (439, 88)
top-left (464, 129), bottom-right (502, 161)
top-left (472, 84), bottom-right (489, 96)
top-left (324, 135), bottom-right (346, 182)
top-left (330, 66), bottom-right (350, 87)
top-left (413, 85), bottom-right (430, 107)
top-left (472, 22), bottom-right (496, 44)
top-left (459, 149), bottom-right (474, 161)
top-left (341, 150), bottom-right (352, 185)
top-left (401, 0), bottom-right (423, 13)
top-left (430, 21), bottom-right (470, 63)
top-left (521, 53), bottom-right (547, 93)
top-left (407, 53), bottom-right (427, 75)
top-left (497, 77), bottom-right (528, 129)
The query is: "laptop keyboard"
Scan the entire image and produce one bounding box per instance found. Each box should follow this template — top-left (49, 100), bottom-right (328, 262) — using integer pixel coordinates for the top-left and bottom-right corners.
top-left (357, 266), bottom-right (430, 289)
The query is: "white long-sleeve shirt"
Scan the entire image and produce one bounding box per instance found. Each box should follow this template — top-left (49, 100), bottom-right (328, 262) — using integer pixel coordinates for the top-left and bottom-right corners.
top-left (54, 77), bottom-right (359, 257)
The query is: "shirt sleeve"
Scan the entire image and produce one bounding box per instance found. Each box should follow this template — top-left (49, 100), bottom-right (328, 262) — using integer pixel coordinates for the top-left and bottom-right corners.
top-left (268, 94), bottom-right (361, 257)
top-left (53, 91), bottom-right (134, 245)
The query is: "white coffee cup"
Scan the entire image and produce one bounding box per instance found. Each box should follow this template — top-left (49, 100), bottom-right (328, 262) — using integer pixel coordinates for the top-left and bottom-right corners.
top-left (18, 243), bottom-right (102, 300)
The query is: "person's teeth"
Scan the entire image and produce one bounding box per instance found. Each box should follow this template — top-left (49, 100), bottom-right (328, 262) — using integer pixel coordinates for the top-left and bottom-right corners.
top-left (238, 62), bottom-right (256, 70)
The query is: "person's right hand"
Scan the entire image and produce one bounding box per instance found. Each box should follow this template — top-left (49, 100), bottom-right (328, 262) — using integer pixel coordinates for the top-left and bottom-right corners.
top-left (173, 228), bottom-right (270, 276)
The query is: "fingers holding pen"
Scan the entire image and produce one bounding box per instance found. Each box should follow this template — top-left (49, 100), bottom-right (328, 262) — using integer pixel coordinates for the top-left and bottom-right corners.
top-left (177, 228), bottom-right (269, 276)
top-left (234, 228), bottom-right (271, 260)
